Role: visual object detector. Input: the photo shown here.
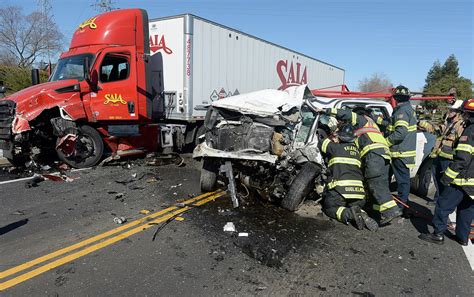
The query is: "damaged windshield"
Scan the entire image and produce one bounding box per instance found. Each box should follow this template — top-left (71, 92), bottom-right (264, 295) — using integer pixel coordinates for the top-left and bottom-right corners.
top-left (50, 54), bottom-right (94, 82)
top-left (295, 105), bottom-right (317, 143)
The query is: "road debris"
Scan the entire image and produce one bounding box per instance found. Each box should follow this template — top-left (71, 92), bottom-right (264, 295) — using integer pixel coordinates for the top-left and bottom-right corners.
top-left (115, 193), bottom-right (125, 199)
top-left (113, 217), bottom-right (127, 224)
top-left (175, 217), bottom-right (185, 221)
top-left (11, 210), bottom-right (25, 216)
top-left (223, 222), bottom-right (236, 232)
top-left (238, 232), bottom-right (249, 237)
top-left (170, 183), bottom-right (182, 189)
top-left (25, 174), bottom-right (45, 188)
top-left (139, 209), bottom-right (151, 215)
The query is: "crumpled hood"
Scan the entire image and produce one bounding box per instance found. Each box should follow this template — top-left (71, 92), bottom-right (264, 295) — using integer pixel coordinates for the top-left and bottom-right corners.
top-left (211, 85), bottom-right (311, 118)
top-left (3, 80), bottom-right (77, 109)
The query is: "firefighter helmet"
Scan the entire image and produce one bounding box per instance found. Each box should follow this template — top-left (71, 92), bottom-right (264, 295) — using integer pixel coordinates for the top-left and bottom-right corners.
top-left (448, 100), bottom-right (464, 111)
top-left (393, 85), bottom-right (411, 102)
top-left (338, 124), bottom-right (356, 143)
top-left (462, 99), bottom-right (474, 113)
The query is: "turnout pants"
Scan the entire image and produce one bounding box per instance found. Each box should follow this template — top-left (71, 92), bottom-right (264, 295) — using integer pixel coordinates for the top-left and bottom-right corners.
top-left (364, 153), bottom-right (398, 213)
top-left (392, 158), bottom-right (410, 208)
top-left (432, 186), bottom-right (474, 243)
top-left (323, 189), bottom-right (365, 223)
top-left (431, 157), bottom-right (451, 202)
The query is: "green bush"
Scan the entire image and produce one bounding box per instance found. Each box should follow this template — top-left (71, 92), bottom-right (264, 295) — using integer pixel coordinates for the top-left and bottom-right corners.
top-left (0, 65), bottom-right (49, 95)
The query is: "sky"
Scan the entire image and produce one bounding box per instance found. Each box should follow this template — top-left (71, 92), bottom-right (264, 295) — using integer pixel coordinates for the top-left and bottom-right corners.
top-left (5, 0), bottom-right (473, 92)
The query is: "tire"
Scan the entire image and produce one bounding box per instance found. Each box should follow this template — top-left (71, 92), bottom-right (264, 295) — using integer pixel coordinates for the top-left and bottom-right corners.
top-left (200, 158), bottom-right (219, 192)
top-left (56, 125), bottom-right (104, 168)
top-left (6, 155), bottom-right (29, 167)
top-left (411, 158), bottom-right (433, 198)
top-left (281, 162), bottom-right (320, 211)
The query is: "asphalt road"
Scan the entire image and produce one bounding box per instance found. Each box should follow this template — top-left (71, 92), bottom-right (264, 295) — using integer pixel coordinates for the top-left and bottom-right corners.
top-left (1, 157), bottom-right (473, 296)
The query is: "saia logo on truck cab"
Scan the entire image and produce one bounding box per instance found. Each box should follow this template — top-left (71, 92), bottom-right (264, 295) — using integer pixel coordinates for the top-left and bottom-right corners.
top-left (78, 17), bottom-right (97, 30)
top-left (104, 93), bottom-right (126, 105)
top-left (149, 35), bottom-right (173, 54)
top-left (276, 60), bottom-right (308, 90)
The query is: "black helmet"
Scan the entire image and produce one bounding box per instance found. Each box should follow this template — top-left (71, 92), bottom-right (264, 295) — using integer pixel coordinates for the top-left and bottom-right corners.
top-left (393, 85), bottom-right (411, 102)
top-left (353, 106), bottom-right (373, 116)
top-left (338, 124), bottom-right (356, 143)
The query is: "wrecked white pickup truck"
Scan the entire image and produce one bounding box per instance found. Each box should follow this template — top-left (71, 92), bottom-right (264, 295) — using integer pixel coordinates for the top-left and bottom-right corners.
top-left (193, 85), bottom-right (436, 210)
top-left (193, 85), bottom-right (327, 210)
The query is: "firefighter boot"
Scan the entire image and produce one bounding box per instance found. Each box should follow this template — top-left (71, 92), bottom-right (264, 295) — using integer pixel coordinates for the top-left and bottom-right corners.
top-left (360, 211), bottom-right (379, 232)
top-left (418, 232), bottom-right (444, 245)
top-left (349, 206), bottom-right (365, 230)
top-left (380, 207), bottom-right (402, 225)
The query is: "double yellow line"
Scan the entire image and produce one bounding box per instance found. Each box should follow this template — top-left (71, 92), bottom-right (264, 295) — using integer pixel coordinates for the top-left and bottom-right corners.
top-left (0, 190), bottom-right (225, 291)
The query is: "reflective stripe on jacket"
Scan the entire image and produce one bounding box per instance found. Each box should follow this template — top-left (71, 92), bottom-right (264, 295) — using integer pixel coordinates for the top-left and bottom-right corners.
top-left (320, 138), bottom-right (366, 200)
top-left (429, 119), bottom-right (465, 160)
top-left (379, 102), bottom-right (417, 167)
top-left (442, 120), bottom-right (474, 199)
top-left (328, 108), bottom-right (391, 160)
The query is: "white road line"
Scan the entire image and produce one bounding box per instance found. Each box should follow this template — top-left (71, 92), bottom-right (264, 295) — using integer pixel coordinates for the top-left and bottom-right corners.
top-left (0, 168), bottom-right (90, 185)
top-left (449, 212), bottom-right (474, 271)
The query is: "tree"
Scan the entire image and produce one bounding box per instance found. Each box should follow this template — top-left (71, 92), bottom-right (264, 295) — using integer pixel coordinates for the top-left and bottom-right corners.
top-left (422, 55), bottom-right (473, 110)
top-left (358, 72), bottom-right (393, 92)
top-left (0, 6), bottom-right (63, 68)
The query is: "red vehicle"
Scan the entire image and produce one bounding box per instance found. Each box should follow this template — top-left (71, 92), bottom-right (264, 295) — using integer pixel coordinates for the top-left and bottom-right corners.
top-left (0, 9), bottom-right (163, 168)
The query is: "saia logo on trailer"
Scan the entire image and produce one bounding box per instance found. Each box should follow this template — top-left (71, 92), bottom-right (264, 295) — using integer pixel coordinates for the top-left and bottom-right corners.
top-left (149, 35), bottom-right (173, 54)
top-left (276, 60), bottom-right (308, 90)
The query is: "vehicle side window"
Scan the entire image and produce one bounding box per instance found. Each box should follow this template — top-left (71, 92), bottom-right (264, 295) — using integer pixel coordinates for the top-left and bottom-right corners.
top-left (296, 105), bottom-right (316, 143)
top-left (99, 54), bottom-right (130, 83)
top-left (369, 106), bottom-right (389, 119)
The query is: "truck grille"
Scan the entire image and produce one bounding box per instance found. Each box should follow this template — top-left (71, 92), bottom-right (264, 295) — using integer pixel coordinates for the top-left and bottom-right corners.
top-left (0, 100), bottom-right (15, 150)
top-left (214, 123), bottom-right (273, 152)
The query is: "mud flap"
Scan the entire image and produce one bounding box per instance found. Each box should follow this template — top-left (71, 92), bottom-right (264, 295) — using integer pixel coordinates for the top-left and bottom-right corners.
top-left (220, 161), bottom-right (239, 208)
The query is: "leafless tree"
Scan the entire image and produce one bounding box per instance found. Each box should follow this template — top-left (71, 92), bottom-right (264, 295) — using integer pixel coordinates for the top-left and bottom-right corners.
top-left (358, 72), bottom-right (393, 93)
top-left (0, 6), bottom-right (64, 68)
top-left (92, 0), bottom-right (117, 13)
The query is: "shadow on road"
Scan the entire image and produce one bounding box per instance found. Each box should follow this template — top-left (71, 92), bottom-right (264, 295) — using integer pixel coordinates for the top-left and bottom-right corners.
top-left (0, 218), bottom-right (29, 236)
top-left (407, 201), bottom-right (433, 234)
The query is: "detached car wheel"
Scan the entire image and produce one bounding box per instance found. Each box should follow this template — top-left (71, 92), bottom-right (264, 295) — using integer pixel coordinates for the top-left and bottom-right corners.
top-left (56, 125), bottom-right (104, 168)
top-left (281, 162), bottom-right (320, 211)
top-left (200, 158), bottom-right (219, 192)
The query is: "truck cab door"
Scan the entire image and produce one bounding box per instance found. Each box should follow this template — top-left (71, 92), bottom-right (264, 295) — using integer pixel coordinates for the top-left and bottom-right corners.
top-left (90, 47), bottom-right (138, 121)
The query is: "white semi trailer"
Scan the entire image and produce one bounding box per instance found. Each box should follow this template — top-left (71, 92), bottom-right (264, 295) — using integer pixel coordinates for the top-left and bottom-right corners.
top-left (148, 14), bottom-right (345, 148)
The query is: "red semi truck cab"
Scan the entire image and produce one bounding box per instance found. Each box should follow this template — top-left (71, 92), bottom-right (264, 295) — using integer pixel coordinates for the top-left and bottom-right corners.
top-left (0, 9), bottom-right (163, 167)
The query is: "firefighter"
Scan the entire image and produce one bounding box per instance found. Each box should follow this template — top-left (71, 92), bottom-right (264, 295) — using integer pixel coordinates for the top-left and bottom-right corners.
top-left (323, 106), bottom-right (401, 225)
top-left (419, 100), bottom-right (465, 203)
top-left (418, 98), bottom-right (474, 246)
top-left (375, 85), bottom-right (417, 216)
top-left (319, 123), bottom-right (379, 231)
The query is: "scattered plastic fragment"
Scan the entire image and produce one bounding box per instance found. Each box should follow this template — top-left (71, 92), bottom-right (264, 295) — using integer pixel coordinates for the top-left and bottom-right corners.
top-left (238, 232), bottom-right (249, 237)
top-left (175, 217), bottom-right (185, 221)
top-left (139, 209), bottom-right (151, 215)
top-left (223, 222), bottom-right (236, 232)
top-left (170, 183), bottom-right (182, 188)
top-left (113, 217), bottom-right (127, 224)
top-left (11, 210), bottom-right (25, 215)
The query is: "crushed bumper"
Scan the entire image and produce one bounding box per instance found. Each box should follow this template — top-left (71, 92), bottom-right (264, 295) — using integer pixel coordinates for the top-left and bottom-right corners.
top-left (0, 100), bottom-right (15, 152)
top-left (193, 142), bottom-right (278, 163)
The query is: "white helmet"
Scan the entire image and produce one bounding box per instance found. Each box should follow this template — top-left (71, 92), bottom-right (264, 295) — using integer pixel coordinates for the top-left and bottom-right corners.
top-left (449, 100), bottom-right (464, 111)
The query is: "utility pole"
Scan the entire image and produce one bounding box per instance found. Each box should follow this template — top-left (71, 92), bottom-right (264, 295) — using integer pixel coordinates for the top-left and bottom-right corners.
top-left (92, 0), bottom-right (117, 13)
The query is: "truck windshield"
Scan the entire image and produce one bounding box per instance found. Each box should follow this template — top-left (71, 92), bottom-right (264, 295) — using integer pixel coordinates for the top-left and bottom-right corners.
top-left (50, 54), bottom-right (94, 82)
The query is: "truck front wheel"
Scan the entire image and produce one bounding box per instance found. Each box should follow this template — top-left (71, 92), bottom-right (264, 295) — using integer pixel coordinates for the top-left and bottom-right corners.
top-left (56, 125), bottom-right (104, 168)
top-left (200, 158), bottom-right (219, 192)
top-left (281, 162), bottom-right (320, 211)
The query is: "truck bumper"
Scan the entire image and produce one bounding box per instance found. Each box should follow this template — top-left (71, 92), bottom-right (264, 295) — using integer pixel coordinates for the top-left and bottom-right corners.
top-left (0, 100), bottom-right (16, 157)
top-left (193, 142), bottom-right (278, 163)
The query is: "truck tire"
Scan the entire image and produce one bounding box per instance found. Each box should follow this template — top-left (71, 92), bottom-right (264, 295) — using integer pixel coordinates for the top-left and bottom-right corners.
top-left (56, 125), bottom-right (104, 168)
top-left (411, 158), bottom-right (433, 198)
top-left (281, 162), bottom-right (320, 211)
top-left (200, 158), bottom-right (219, 192)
